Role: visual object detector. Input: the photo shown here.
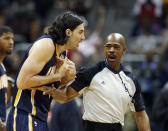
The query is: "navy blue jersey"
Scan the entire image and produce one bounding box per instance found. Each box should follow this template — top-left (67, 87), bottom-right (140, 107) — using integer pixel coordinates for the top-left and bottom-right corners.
top-left (0, 63), bottom-right (7, 121)
top-left (7, 108), bottom-right (49, 131)
top-left (12, 35), bottom-right (60, 122)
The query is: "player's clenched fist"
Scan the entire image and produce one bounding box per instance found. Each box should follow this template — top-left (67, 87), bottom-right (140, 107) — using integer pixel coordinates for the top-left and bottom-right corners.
top-left (55, 58), bottom-right (69, 79)
top-left (55, 57), bottom-right (76, 85)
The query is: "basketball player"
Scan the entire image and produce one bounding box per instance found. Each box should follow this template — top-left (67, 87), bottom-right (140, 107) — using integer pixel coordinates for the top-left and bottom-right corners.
top-left (7, 11), bottom-right (85, 131)
top-left (0, 26), bottom-right (14, 131)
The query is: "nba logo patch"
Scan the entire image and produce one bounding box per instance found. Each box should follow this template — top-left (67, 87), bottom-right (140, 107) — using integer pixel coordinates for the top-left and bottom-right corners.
top-left (101, 81), bottom-right (105, 85)
top-left (34, 121), bottom-right (37, 126)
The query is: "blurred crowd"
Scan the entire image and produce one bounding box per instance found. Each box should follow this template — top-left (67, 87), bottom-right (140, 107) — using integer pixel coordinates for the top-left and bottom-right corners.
top-left (1, 0), bottom-right (168, 131)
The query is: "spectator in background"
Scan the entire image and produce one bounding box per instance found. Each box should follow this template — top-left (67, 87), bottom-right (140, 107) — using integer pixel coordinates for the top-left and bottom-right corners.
top-left (133, 0), bottom-right (162, 19)
top-left (0, 0), bottom-right (12, 13)
top-left (34, 0), bottom-right (54, 18)
top-left (131, 22), bottom-right (161, 54)
top-left (131, 0), bottom-right (162, 37)
top-left (5, 0), bottom-right (42, 43)
top-left (66, 0), bottom-right (90, 17)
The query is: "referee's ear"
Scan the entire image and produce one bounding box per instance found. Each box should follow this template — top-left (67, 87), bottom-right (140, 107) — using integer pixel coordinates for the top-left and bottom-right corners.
top-left (122, 48), bottom-right (126, 55)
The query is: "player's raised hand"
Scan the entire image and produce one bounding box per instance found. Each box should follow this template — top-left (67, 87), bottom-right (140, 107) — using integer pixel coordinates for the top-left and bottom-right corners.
top-left (59, 59), bottom-right (76, 87)
top-left (55, 57), bottom-right (69, 78)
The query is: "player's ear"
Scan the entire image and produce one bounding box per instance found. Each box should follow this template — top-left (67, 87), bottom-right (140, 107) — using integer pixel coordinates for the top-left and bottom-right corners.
top-left (65, 29), bottom-right (72, 37)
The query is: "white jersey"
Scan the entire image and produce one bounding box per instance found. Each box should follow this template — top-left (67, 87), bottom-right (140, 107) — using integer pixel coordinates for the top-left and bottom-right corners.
top-left (71, 60), bottom-right (145, 126)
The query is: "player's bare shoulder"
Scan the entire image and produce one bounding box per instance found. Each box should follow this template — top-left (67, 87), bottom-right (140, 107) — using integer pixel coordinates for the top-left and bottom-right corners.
top-left (32, 38), bottom-right (54, 53)
top-left (29, 38), bottom-right (55, 61)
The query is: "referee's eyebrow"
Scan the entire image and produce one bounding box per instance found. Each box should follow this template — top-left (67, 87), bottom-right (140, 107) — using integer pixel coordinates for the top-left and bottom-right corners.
top-left (105, 42), bottom-right (121, 47)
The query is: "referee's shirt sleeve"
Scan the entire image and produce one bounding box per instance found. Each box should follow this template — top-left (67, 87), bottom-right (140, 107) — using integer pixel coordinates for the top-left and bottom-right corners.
top-left (129, 77), bottom-right (146, 112)
top-left (70, 66), bottom-right (96, 92)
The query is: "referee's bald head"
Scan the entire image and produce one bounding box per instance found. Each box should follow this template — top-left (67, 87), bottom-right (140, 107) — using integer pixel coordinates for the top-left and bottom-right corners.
top-left (105, 33), bottom-right (126, 48)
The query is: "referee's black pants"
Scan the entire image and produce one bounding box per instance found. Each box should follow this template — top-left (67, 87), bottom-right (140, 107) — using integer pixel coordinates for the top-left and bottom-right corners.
top-left (83, 120), bottom-right (122, 131)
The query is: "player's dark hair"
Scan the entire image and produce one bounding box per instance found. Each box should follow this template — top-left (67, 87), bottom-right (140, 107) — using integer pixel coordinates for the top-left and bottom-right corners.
top-left (47, 11), bottom-right (83, 45)
top-left (0, 26), bottom-right (13, 36)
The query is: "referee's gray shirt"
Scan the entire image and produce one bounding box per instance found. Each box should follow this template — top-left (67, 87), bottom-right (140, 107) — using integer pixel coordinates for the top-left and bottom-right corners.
top-left (70, 60), bottom-right (145, 126)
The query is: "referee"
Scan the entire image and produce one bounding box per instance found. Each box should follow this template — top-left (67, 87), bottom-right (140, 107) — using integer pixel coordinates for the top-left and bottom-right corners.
top-left (45, 33), bottom-right (151, 131)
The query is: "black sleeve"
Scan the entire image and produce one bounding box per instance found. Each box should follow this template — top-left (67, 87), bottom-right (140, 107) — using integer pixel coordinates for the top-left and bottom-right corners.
top-left (70, 64), bottom-right (100, 92)
top-left (132, 76), bottom-right (146, 112)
